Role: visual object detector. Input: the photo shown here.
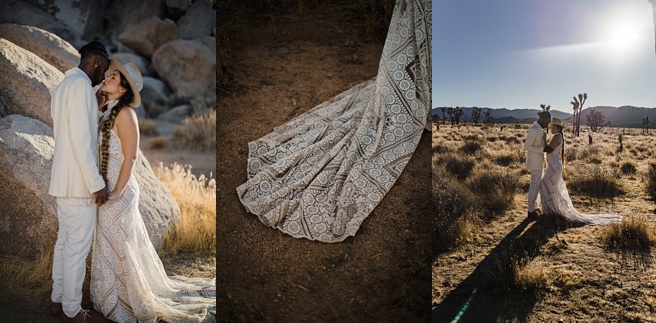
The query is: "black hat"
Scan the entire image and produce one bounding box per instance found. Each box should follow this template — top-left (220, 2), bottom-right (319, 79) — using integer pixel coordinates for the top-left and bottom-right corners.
top-left (78, 41), bottom-right (109, 59)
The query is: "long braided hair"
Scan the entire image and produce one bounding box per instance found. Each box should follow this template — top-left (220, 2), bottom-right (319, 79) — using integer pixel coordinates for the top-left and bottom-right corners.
top-left (99, 72), bottom-right (134, 186)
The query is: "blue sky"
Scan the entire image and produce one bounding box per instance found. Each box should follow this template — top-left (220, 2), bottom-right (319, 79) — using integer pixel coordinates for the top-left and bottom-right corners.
top-left (432, 0), bottom-right (656, 113)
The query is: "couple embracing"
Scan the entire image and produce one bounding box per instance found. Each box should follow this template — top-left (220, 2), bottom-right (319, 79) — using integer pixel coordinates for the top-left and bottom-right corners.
top-left (48, 41), bottom-right (214, 322)
top-left (524, 109), bottom-right (621, 225)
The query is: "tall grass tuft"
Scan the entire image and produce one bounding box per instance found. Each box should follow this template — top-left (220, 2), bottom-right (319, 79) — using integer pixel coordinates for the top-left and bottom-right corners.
top-left (433, 166), bottom-right (476, 253)
top-left (568, 166), bottom-right (625, 199)
top-left (647, 163), bottom-right (656, 200)
top-left (170, 110), bottom-right (216, 152)
top-left (468, 169), bottom-right (519, 216)
top-left (600, 216), bottom-right (656, 251)
top-left (155, 163), bottom-right (216, 254)
top-left (436, 153), bottom-right (475, 180)
top-left (0, 242), bottom-right (56, 299)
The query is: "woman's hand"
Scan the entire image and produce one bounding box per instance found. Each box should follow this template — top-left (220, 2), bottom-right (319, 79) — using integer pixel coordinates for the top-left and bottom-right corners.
top-left (108, 190), bottom-right (122, 201)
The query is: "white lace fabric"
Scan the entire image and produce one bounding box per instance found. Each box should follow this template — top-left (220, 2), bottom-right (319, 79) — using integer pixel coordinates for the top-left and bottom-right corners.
top-left (91, 129), bottom-right (215, 323)
top-left (236, 0), bottom-right (432, 242)
top-left (540, 136), bottom-right (622, 225)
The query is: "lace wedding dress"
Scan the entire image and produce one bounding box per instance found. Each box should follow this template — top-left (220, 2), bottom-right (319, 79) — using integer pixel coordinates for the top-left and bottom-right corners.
top-left (540, 134), bottom-right (622, 225)
top-left (91, 126), bottom-right (215, 323)
top-left (236, 0), bottom-right (432, 242)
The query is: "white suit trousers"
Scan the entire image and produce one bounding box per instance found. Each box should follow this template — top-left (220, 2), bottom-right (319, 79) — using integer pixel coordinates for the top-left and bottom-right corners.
top-left (51, 197), bottom-right (96, 318)
top-left (528, 170), bottom-right (543, 213)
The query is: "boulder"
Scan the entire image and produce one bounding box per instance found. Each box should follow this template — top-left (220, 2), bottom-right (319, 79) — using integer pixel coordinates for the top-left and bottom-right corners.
top-left (104, 0), bottom-right (164, 48)
top-left (152, 38), bottom-right (216, 98)
top-left (141, 76), bottom-right (171, 116)
top-left (0, 38), bottom-right (63, 127)
top-left (132, 149), bottom-right (182, 251)
top-left (177, 0), bottom-right (216, 40)
top-left (0, 23), bottom-right (80, 72)
top-left (0, 0), bottom-right (81, 47)
top-left (118, 16), bottom-right (179, 59)
top-left (157, 105), bottom-right (192, 123)
top-left (0, 114), bottom-right (57, 258)
top-left (46, 0), bottom-right (110, 45)
top-left (166, 0), bottom-right (191, 12)
top-left (110, 52), bottom-right (149, 76)
top-left (0, 114), bottom-right (181, 258)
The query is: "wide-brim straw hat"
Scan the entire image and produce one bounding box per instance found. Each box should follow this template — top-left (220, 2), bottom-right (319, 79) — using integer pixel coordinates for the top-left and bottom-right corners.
top-left (107, 59), bottom-right (142, 108)
top-left (550, 118), bottom-right (564, 128)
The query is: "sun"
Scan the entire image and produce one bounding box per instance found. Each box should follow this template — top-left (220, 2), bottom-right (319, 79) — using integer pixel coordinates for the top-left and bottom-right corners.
top-left (607, 23), bottom-right (641, 50)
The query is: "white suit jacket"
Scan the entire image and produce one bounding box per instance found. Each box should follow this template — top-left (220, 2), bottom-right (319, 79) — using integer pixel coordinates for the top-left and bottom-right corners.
top-left (524, 122), bottom-right (545, 171)
top-left (49, 68), bottom-right (105, 197)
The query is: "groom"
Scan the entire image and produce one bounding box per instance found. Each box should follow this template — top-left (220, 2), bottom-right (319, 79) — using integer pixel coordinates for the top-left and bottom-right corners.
top-left (49, 41), bottom-right (110, 322)
top-left (524, 110), bottom-right (551, 218)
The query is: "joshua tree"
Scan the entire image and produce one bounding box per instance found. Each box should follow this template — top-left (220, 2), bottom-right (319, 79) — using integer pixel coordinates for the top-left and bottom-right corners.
top-left (471, 107), bottom-right (482, 125)
top-left (571, 93), bottom-right (587, 137)
top-left (586, 108), bottom-right (607, 132)
top-left (453, 106), bottom-right (465, 125)
top-left (483, 108), bottom-right (493, 126)
top-left (439, 107), bottom-right (448, 125)
top-left (540, 104), bottom-right (551, 111)
top-left (643, 116), bottom-right (651, 134)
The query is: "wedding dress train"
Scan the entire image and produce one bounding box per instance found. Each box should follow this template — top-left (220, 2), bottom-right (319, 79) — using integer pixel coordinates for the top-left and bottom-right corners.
top-left (91, 128), bottom-right (215, 323)
top-left (236, 0), bottom-right (432, 242)
top-left (540, 136), bottom-right (622, 225)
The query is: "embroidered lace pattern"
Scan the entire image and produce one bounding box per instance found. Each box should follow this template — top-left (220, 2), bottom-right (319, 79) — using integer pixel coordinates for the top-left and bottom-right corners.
top-left (91, 129), bottom-right (215, 323)
top-left (540, 136), bottom-right (622, 225)
top-left (236, 0), bottom-right (432, 242)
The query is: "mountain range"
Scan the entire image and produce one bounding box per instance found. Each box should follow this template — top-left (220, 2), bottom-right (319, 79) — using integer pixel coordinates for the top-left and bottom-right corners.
top-left (432, 106), bottom-right (656, 128)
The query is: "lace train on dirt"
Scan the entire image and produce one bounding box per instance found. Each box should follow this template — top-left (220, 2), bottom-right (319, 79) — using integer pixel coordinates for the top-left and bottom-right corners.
top-left (540, 141), bottom-right (622, 225)
top-left (236, 0), bottom-right (432, 242)
top-left (91, 129), bottom-right (215, 323)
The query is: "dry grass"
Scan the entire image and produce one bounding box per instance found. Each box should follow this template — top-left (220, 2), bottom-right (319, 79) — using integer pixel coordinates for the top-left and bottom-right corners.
top-left (138, 118), bottom-right (159, 136)
top-left (155, 163), bottom-right (216, 254)
top-left (620, 161), bottom-right (637, 175)
top-left (647, 163), bottom-right (656, 200)
top-left (170, 110), bottom-right (216, 152)
top-left (600, 216), bottom-right (656, 251)
top-left (0, 243), bottom-right (56, 298)
top-left (567, 165), bottom-right (625, 199)
top-left (147, 136), bottom-right (167, 150)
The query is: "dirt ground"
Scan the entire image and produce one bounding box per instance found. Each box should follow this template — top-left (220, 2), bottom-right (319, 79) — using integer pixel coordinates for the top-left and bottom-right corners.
top-left (217, 2), bottom-right (431, 322)
top-left (432, 124), bottom-right (656, 322)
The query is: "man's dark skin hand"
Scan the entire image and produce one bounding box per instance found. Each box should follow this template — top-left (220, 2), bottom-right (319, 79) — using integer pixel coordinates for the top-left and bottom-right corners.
top-left (93, 187), bottom-right (109, 206)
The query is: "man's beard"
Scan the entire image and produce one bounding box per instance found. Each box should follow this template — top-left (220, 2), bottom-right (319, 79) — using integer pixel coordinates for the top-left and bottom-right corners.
top-left (91, 66), bottom-right (104, 86)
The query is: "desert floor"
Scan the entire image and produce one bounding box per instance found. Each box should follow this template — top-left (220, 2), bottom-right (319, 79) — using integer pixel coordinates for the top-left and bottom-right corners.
top-left (218, 2), bottom-right (431, 322)
top-left (433, 122), bottom-right (656, 322)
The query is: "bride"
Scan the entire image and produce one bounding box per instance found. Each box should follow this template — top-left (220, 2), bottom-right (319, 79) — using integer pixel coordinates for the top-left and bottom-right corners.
top-left (236, 0), bottom-right (431, 242)
top-left (91, 59), bottom-right (215, 322)
top-left (539, 118), bottom-right (622, 225)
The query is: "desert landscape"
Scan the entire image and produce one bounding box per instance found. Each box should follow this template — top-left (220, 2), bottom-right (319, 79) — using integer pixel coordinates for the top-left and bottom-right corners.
top-left (432, 121), bottom-right (656, 322)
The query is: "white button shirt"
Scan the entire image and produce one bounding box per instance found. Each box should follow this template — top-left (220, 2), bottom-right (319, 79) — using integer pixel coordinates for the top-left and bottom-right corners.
top-left (49, 67), bottom-right (105, 197)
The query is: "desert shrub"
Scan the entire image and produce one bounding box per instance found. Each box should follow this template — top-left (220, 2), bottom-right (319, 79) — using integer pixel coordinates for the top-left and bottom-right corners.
top-left (0, 242), bottom-right (56, 298)
top-left (620, 161), bottom-right (637, 175)
top-left (468, 169), bottom-right (519, 216)
top-left (647, 163), bottom-right (656, 200)
top-left (578, 145), bottom-right (601, 161)
top-left (485, 247), bottom-right (547, 295)
top-left (437, 153), bottom-right (475, 180)
top-left (156, 163), bottom-right (216, 254)
top-left (433, 166), bottom-right (476, 253)
top-left (460, 136), bottom-right (485, 155)
top-left (600, 216), bottom-right (656, 251)
top-left (568, 166), bottom-right (626, 199)
top-left (494, 150), bottom-right (522, 167)
top-left (148, 137), bottom-right (167, 150)
top-left (505, 136), bottom-right (521, 145)
top-left (139, 118), bottom-right (159, 136)
top-left (170, 110), bottom-right (216, 152)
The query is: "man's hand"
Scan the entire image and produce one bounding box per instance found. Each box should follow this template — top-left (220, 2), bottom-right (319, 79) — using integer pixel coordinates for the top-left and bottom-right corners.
top-left (92, 186), bottom-right (109, 206)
